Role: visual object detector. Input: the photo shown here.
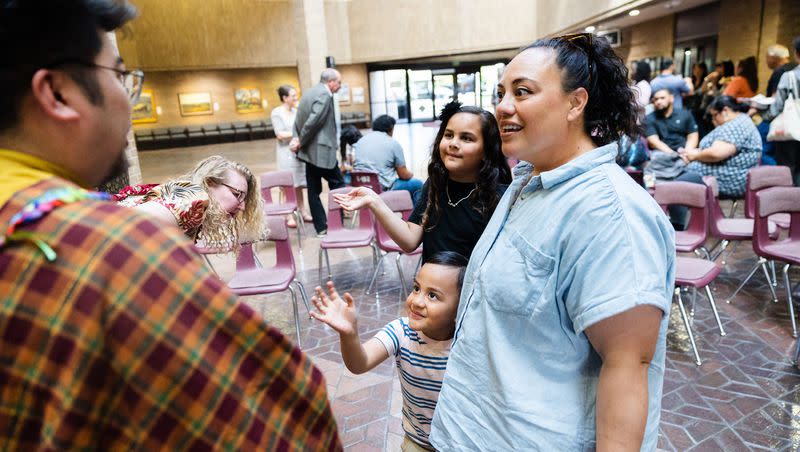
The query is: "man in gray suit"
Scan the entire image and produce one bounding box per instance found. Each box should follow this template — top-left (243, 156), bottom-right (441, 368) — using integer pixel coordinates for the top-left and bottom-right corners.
top-left (291, 68), bottom-right (344, 236)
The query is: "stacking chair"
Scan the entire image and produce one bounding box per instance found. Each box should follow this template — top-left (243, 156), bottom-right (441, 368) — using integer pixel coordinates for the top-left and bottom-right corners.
top-left (654, 181), bottom-right (711, 259)
top-left (349, 170), bottom-right (383, 193)
top-left (319, 187), bottom-right (378, 285)
top-left (227, 217), bottom-right (310, 346)
top-left (745, 166), bottom-right (793, 229)
top-left (366, 191), bottom-right (423, 296)
top-left (260, 170), bottom-right (304, 248)
top-left (673, 255), bottom-right (726, 366)
top-left (753, 187), bottom-right (800, 337)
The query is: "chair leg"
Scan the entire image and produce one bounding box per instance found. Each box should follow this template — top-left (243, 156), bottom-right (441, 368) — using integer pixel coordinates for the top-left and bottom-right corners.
top-left (727, 259), bottom-right (763, 303)
top-left (770, 260), bottom-right (778, 287)
top-left (695, 247), bottom-right (711, 260)
top-left (728, 199), bottom-right (738, 218)
top-left (761, 260), bottom-right (779, 303)
top-left (704, 285), bottom-right (726, 336)
top-left (318, 248), bottom-right (323, 287)
top-left (710, 239), bottom-right (729, 262)
top-left (676, 288), bottom-right (702, 366)
top-left (288, 285), bottom-right (302, 347)
top-left (367, 252), bottom-right (387, 294)
top-left (293, 210), bottom-right (303, 250)
top-left (721, 240), bottom-right (740, 266)
top-left (689, 287), bottom-right (696, 317)
top-left (294, 279), bottom-right (312, 316)
top-left (324, 249), bottom-right (332, 282)
top-left (783, 264), bottom-right (797, 338)
top-left (396, 253), bottom-right (408, 297)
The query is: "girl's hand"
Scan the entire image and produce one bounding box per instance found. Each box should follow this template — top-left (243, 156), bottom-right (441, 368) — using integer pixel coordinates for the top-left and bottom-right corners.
top-left (332, 187), bottom-right (378, 212)
top-left (309, 282), bottom-right (358, 336)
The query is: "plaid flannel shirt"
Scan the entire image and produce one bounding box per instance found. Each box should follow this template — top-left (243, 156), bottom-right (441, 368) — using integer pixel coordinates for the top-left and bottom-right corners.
top-left (0, 178), bottom-right (341, 451)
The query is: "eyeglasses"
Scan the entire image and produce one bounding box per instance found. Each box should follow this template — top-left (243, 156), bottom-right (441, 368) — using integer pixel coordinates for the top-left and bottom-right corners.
top-left (45, 59), bottom-right (145, 103)
top-left (221, 182), bottom-right (247, 203)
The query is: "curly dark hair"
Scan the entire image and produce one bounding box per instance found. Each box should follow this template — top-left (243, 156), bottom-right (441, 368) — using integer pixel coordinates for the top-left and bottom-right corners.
top-left (420, 101), bottom-right (512, 231)
top-left (523, 33), bottom-right (640, 146)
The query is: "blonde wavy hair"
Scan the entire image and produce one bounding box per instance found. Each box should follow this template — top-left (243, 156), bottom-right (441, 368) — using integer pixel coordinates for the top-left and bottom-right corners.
top-left (181, 155), bottom-right (267, 251)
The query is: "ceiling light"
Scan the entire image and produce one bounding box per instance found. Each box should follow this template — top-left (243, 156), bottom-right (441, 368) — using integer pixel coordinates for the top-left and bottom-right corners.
top-left (629, 9), bottom-right (640, 16)
top-left (585, 25), bottom-right (596, 33)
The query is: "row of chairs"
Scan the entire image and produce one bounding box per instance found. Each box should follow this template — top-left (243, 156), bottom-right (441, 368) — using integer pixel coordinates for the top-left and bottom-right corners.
top-left (654, 166), bottom-right (799, 365)
top-left (135, 121), bottom-right (275, 150)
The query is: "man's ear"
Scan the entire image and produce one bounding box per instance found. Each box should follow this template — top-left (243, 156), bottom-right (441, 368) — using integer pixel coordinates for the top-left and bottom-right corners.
top-left (566, 87), bottom-right (589, 122)
top-left (29, 69), bottom-right (81, 122)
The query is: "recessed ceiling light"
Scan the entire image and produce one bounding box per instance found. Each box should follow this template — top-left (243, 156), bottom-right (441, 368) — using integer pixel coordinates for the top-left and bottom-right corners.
top-left (585, 25), bottom-right (596, 32)
top-left (629, 9), bottom-right (640, 16)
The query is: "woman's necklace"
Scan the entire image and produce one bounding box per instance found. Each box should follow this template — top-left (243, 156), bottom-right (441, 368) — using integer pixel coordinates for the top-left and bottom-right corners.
top-left (446, 181), bottom-right (478, 207)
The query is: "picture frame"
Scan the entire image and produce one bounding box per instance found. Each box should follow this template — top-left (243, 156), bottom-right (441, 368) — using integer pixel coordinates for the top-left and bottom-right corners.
top-left (178, 92), bottom-right (213, 117)
top-left (132, 89), bottom-right (157, 124)
top-left (234, 87), bottom-right (264, 113)
top-left (352, 86), bottom-right (365, 105)
top-left (338, 83), bottom-right (351, 105)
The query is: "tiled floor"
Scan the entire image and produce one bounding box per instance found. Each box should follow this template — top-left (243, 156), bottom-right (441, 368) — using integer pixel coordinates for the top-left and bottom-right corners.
top-left (138, 127), bottom-right (800, 451)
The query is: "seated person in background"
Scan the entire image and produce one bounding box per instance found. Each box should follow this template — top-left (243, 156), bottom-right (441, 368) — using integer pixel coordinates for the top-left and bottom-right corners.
top-left (650, 58), bottom-right (693, 110)
top-left (723, 56), bottom-right (758, 99)
top-left (645, 88), bottom-right (700, 183)
top-left (116, 155), bottom-right (266, 250)
top-left (310, 251), bottom-right (468, 451)
top-left (353, 114), bottom-right (423, 202)
top-left (339, 125), bottom-right (362, 185)
top-left (681, 95), bottom-right (762, 198)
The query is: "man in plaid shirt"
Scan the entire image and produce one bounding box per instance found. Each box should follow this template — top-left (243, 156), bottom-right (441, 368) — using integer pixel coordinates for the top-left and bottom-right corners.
top-left (0, 1), bottom-right (341, 450)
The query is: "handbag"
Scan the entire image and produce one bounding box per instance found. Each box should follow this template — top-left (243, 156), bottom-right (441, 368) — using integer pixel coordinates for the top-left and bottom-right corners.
top-left (767, 71), bottom-right (800, 142)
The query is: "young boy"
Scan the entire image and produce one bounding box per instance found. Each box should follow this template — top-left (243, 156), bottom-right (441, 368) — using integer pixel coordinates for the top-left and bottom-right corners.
top-left (310, 251), bottom-right (468, 451)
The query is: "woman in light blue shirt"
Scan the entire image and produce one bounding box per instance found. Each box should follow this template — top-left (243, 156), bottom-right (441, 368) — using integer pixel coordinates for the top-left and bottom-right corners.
top-left (430, 34), bottom-right (676, 451)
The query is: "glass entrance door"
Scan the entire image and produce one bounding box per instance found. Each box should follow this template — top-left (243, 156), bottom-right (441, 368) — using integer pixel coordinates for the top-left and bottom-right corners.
top-left (456, 72), bottom-right (479, 107)
top-left (433, 73), bottom-right (455, 116)
top-left (408, 69), bottom-right (434, 122)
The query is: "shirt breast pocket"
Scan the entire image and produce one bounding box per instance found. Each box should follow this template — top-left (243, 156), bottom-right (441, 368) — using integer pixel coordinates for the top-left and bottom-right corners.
top-left (481, 228), bottom-right (555, 316)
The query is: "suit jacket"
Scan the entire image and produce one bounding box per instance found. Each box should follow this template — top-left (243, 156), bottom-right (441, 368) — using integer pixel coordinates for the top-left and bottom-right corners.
top-left (293, 83), bottom-right (338, 169)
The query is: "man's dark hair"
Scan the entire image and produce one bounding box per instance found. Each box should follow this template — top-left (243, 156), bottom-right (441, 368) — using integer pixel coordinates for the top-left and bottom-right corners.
top-left (659, 58), bottom-right (674, 72)
top-left (794, 36), bottom-right (800, 55)
top-left (0, 0), bottom-right (137, 131)
top-left (372, 115), bottom-right (396, 133)
top-left (425, 251), bottom-right (469, 294)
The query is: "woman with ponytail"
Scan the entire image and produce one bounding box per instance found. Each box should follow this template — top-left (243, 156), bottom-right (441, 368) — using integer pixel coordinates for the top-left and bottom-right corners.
top-left (430, 35), bottom-right (675, 451)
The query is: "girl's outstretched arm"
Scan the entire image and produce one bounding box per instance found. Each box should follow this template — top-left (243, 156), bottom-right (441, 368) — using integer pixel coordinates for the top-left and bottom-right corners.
top-left (333, 187), bottom-right (423, 252)
top-left (310, 282), bottom-right (389, 374)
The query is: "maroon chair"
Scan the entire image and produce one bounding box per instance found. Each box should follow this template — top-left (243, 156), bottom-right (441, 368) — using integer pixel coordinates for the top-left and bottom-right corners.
top-left (227, 217), bottom-right (310, 346)
top-left (745, 166), bottom-right (793, 229)
top-left (625, 168), bottom-right (645, 187)
top-left (319, 187), bottom-right (378, 285)
top-left (260, 170), bottom-right (304, 248)
top-left (366, 191), bottom-right (423, 297)
top-left (654, 181), bottom-right (710, 259)
top-left (349, 170), bottom-right (383, 193)
top-left (753, 186), bottom-right (800, 337)
top-left (673, 255), bottom-right (727, 366)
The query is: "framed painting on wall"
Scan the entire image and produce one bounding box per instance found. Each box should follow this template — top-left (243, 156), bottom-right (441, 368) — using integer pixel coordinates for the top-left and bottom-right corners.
top-left (234, 88), bottom-right (263, 113)
top-left (338, 83), bottom-right (350, 105)
top-left (132, 89), bottom-right (157, 124)
top-left (178, 92), bottom-right (213, 116)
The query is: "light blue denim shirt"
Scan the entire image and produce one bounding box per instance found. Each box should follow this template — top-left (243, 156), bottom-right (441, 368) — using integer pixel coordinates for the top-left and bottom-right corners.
top-left (429, 144), bottom-right (676, 451)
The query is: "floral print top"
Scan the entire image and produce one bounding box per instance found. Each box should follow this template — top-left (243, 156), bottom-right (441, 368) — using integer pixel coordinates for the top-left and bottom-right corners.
top-left (114, 181), bottom-right (209, 240)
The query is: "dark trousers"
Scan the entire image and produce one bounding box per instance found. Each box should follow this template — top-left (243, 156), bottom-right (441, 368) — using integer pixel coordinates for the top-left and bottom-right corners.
top-left (775, 140), bottom-right (800, 186)
top-left (306, 163), bottom-right (345, 233)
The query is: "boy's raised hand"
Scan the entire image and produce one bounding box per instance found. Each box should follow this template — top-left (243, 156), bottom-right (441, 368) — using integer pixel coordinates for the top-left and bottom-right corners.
top-left (310, 281), bottom-right (358, 336)
top-left (332, 187), bottom-right (377, 212)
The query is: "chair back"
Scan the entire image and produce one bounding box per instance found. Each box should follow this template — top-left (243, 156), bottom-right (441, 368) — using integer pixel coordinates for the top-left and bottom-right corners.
top-left (350, 170), bottom-right (382, 193)
top-left (625, 168), bottom-right (644, 187)
top-left (375, 191), bottom-right (414, 247)
top-left (235, 216), bottom-right (295, 273)
top-left (259, 170), bottom-right (298, 205)
top-left (703, 176), bottom-right (726, 237)
top-left (327, 187), bottom-right (374, 232)
top-left (754, 187), bottom-right (800, 255)
top-left (655, 181), bottom-right (709, 237)
top-left (745, 166), bottom-right (793, 219)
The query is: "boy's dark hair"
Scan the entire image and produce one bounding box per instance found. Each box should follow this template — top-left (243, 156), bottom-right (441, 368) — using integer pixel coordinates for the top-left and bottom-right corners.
top-left (426, 251), bottom-right (469, 293)
top-left (794, 36), bottom-right (800, 54)
top-left (660, 58), bottom-right (674, 71)
top-left (339, 124), bottom-right (362, 162)
top-left (0, 0), bottom-right (138, 131)
top-left (372, 115), bottom-right (396, 133)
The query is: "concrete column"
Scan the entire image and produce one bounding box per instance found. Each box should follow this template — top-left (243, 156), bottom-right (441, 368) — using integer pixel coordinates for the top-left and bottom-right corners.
top-left (292, 0), bottom-right (329, 91)
top-left (108, 31), bottom-right (143, 187)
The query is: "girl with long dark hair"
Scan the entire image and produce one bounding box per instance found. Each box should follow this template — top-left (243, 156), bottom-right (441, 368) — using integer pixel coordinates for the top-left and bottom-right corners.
top-left (333, 101), bottom-right (511, 262)
top-left (429, 34), bottom-right (675, 451)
